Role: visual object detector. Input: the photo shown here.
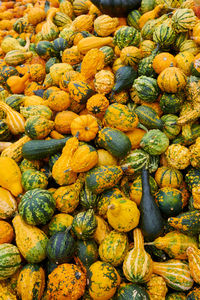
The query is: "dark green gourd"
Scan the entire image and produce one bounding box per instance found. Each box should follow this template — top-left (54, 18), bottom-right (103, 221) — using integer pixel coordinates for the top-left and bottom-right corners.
top-left (139, 167), bottom-right (164, 241)
top-left (112, 66), bottom-right (137, 94)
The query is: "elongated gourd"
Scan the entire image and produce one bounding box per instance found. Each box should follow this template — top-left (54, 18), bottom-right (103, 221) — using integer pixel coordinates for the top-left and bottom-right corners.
top-left (0, 187), bottom-right (17, 219)
top-left (7, 73), bottom-right (30, 94)
top-left (77, 36), bottom-right (113, 54)
top-left (168, 210), bottom-right (200, 235)
top-left (153, 259), bottom-right (193, 291)
top-left (187, 246), bottom-right (200, 285)
top-left (146, 231), bottom-right (198, 259)
top-left (0, 102), bottom-right (25, 135)
top-left (12, 215), bottom-right (48, 264)
top-left (0, 157), bottom-right (23, 197)
top-left (123, 228), bottom-right (153, 283)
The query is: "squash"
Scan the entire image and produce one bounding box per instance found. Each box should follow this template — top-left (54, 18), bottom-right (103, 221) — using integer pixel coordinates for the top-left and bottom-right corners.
top-left (186, 246), bottom-right (200, 285)
top-left (81, 48), bottom-right (105, 80)
top-left (99, 46), bottom-right (114, 65)
top-left (113, 26), bottom-right (141, 50)
top-left (88, 261), bottom-right (120, 300)
top-left (161, 114), bottom-right (181, 140)
top-left (97, 149), bottom-right (118, 166)
top-left (1, 37), bottom-right (27, 53)
top-left (133, 76), bottom-right (160, 102)
top-left (155, 166), bottom-right (183, 188)
top-left (71, 144), bottom-right (98, 172)
top-left (48, 213), bottom-right (73, 236)
top-left (138, 4), bottom-right (163, 29)
top-left (93, 215), bottom-right (110, 245)
top-left (135, 105), bottom-right (164, 130)
top-left (160, 92), bottom-right (183, 114)
top-left (86, 93), bottom-right (110, 118)
top-left (153, 19), bottom-right (176, 49)
top-left (71, 115), bottom-right (99, 141)
top-left (47, 90), bottom-right (71, 112)
top-left (59, 70), bottom-right (85, 91)
top-left (120, 46), bottom-right (141, 67)
top-left (17, 264), bottom-right (45, 300)
top-left (12, 215), bottom-right (48, 264)
top-left (168, 210), bottom-right (200, 235)
top-left (5, 94), bottom-right (24, 112)
top-left (77, 36), bottom-right (113, 54)
top-left (25, 116), bottom-right (54, 140)
top-left (99, 230), bottom-right (129, 266)
top-left (94, 15), bottom-right (119, 36)
top-left (47, 263), bottom-right (86, 300)
top-left (157, 67), bottom-right (187, 93)
top-left (187, 288), bottom-right (200, 300)
top-left (139, 40), bottom-right (156, 58)
top-left (62, 46), bottom-right (82, 66)
top-left (55, 111), bottom-right (78, 134)
top-left (147, 275), bottom-right (168, 300)
top-left (5, 50), bottom-right (33, 66)
top-left (172, 8), bottom-right (197, 33)
top-left (0, 102), bottom-right (25, 135)
top-left (123, 228), bottom-right (152, 283)
top-left (68, 81), bottom-right (95, 104)
top-left (0, 66), bottom-right (19, 85)
top-left (153, 52), bottom-right (177, 74)
top-left (72, 209), bottom-right (97, 240)
top-left (94, 70), bottom-right (115, 95)
top-left (0, 244), bottom-right (21, 280)
top-left (175, 51), bottom-right (194, 76)
top-left (86, 165), bottom-right (123, 194)
top-left (112, 66), bottom-right (137, 94)
top-left (0, 120), bottom-right (12, 141)
top-left (153, 260), bottom-right (193, 291)
top-left (127, 10), bottom-right (141, 30)
top-left (107, 197), bottom-right (140, 232)
top-left (27, 7), bottom-right (46, 25)
top-left (71, 14), bottom-right (94, 32)
top-left (7, 72), bottom-right (30, 94)
top-left (35, 41), bottom-right (57, 60)
top-left (116, 283), bottom-right (150, 300)
top-left (41, 9), bottom-right (59, 41)
top-left (0, 187), bottom-right (17, 220)
top-left (0, 221), bottom-right (14, 244)
top-left (80, 185), bottom-right (100, 209)
top-left (76, 240), bottom-right (98, 269)
top-left (46, 229), bottom-right (76, 264)
top-left (120, 148), bottom-right (150, 175)
top-left (166, 144), bottom-right (190, 170)
top-left (140, 129), bottom-right (169, 155)
top-left (20, 105), bottom-right (53, 120)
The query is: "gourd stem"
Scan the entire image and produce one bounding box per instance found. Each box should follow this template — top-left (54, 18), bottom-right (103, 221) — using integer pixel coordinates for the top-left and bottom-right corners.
top-left (133, 228), bottom-right (144, 249)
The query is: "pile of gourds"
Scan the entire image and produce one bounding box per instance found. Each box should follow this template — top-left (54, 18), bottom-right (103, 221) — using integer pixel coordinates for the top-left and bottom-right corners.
top-left (2, 0), bottom-right (200, 298)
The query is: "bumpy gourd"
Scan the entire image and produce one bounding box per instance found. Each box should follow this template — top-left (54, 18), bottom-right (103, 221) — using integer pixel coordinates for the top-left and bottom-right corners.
top-left (187, 246), bottom-right (200, 284)
top-left (147, 274), bottom-right (168, 300)
top-left (70, 144), bottom-right (98, 172)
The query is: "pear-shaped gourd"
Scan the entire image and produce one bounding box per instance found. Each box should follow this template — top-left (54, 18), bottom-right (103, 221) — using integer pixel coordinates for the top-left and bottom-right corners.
top-left (7, 73), bottom-right (30, 94)
top-left (1, 37), bottom-right (29, 53)
top-left (12, 215), bottom-right (48, 263)
top-left (0, 157), bottom-right (23, 197)
top-left (41, 8), bottom-right (59, 41)
top-left (107, 198), bottom-right (140, 232)
top-left (139, 166), bottom-right (164, 241)
top-left (123, 228), bottom-right (153, 283)
top-left (0, 187), bottom-right (17, 219)
top-left (0, 102), bottom-right (25, 135)
top-left (147, 274), bottom-right (168, 299)
top-left (153, 259), bottom-right (194, 291)
top-left (146, 231), bottom-right (198, 259)
top-left (187, 246), bottom-right (200, 285)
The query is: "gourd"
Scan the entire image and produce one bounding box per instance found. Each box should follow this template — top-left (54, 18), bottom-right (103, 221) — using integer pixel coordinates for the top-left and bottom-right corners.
top-left (88, 261), bottom-right (120, 300)
top-left (133, 76), bottom-right (160, 102)
top-left (103, 103), bottom-right (138, 132)
top-left (157, 67), bottom-right (187, 93)
top-left (50, 63), bottom-right (73, 85)
top-left (81, 48), bottom-right (105, 80)
top-left (25, 116), bottom-right (54, 140)
top-left (147, 231), bottom-right (198, 260)
top-left (0, 120), bottom-right (12, 142)
top-left (147, 274), bottom-right (168, 300)
top-left (139, 167), bottom-right (164, 241)
top-left (47, 90), bottom-right (71, 112)
top-left (48, 213), bottom-right (73, 236)
top-left (85, 165), bottom-right (123, 194)
top-left (21, 170), bottom-right (48, 191)
top-left (0, 187), bottom-right (17, 219)
top-left (120, 46), bottom-right (142, 67)
top-left (94, 15), bottom-right (119, 36)
top-left (46, 229), bottom-right (76, 264)
top-left (0, 157), bottom-right (23, 197)
top-left (12, 215), bottom-right (48, 264)
top-left (86, 93), bottom-right (110, 118)
top-left (71, 209), bottom-right (97, 240)
top-left (53, 173), bottom-right (84, 213)
top-left (18, 188), bottom-right (56, 226)
top-left (71, 14), bottom-right (94, 32)
top-left (153, 52), bottom-right (177, 74)
top-left (94, 70), bottom-right (115, 95)
top-left (5, 50), bottom-right (33, 66)
top-left (127, 10), bottom-right (141, 30)
top-left (155, 166), bottom-right (183, 188)
top-left (123, 228), bottom-right (153, 283)
top-left (68, 81), bottom-right (95, 104)
top-left (41, 9), bottom-right (59, 41)
top-left (47, 263), bottom-right (86, 300)
top-left (112, 66), bottom-right (138, 94)
top-left (76, 240), bottom-right (98, 269)
top-left (175, 51), bottom-right (194, 76)
top-left (172, 8), bottom-right (197, 33)
top-left (77, 36), bottom-right (113, 54)
top-left (107, 197), bottom-right (140, 232)
top-left (165, 144), bottom-right (190, 170)
top-left (20, 105), bottom-right (53, 120)
top-left (139, 40), bottom-right (156, 58)
top-left (55, 111), bottom-right (78, 134)
top-left (140, 129), bottom-right (169, 155)
top-left (185, 168), bottom-right (200, 192)
top-left (17, 264), bottom-right (45, 300)
top-left (1, 37), bottom-right (27, 53)
top-left (168, 210), bottom-right (200, 235)
top-left (73, 0), bottom-right (89, 16)
top-left (0, 221), bottom-right (14, 244)
top-left (0, 102), bottom-right (25, 135)
top-left (153, 19), bottom-right (176, 48)
top-left (116, 283), bottom-right (150, 300)
top-left (0, 66), bottom-right (19, 85)
top-left (7, 72), bottom-right (30, 94)
top-left (27, 7), bottom-right (46, 25)
top-left (35, 41), bottom-right (57, 60)
top-left (99, 231), bottom-right (129, 266)
top-left (138, 5), bottom-right (164, 29)
top-left (161, 114), bottom-right (181, 140)
top-left (120, 149), bottom-right (150, 175)
top-left (70, 144), bottom-right (98, 172)
top-left (186, 246), bottom-right (200, 285)
top-left (71, 115), bottom-right (99, 141)
top-left (113, 26), bottom-right (141, 50)
top-left (62, 46), bottom-right (82, 66)
top-left (153, 260), bottom-right (193, 291)
top-left (135, 105), bottom-right (164, 130)
top-left (0, 244), bottom-right (21, 280)
top-left (5, 94), bottom-right (24, 112)
top-left (187, 288), bottom-right (200, 300)
top-left (93, 215), bottom-right (110, 245)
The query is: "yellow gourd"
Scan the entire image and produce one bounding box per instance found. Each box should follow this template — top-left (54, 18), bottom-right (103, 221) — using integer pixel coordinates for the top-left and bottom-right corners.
top-left (139, 5), bottom-right (164, 29)
top-left (187, 246), bottom-right (200, 285)
top-left (0, 157), bottom-right (23, 197)
top-left (0, 102), bottom-right (25, 135)
top-left (0, 187), bottom-right (17, 219)
top-left (107, 198), bottom-right (140, 232)
top-left (93, 215), bottom-right (110, 244)
top-left (147, 274), bottom-right (168, 299)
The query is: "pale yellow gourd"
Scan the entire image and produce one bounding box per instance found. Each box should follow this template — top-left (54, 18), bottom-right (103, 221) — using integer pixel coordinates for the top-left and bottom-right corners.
top-left (0, 157), bottom-right (23, 197)
top-left (1, 37), bottom-right (29, 53)
top-left (50, 63), bottom-right (73, 85)
top-left (107, 198), bottom-right (140, 232)
top-left (0, 187), bottom-right (17, 219)
top-left (93, 215), bottom-right (110, 244)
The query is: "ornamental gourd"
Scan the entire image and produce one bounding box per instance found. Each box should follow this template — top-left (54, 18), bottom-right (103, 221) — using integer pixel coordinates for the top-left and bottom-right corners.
top-left (168, 210), bottom-right (200, 235)
top-left (94, 70), bottom-right (115, 95)
top-left (123, 228), bottom-right (153, 283)
top-left (157, 67), bottom-right (187, 93)
top-left (147, 274), bottom-right (168, 300)
top-left (120, 46), bottom-right (142, 67)
top-left (86, 94), bottom-right (110, 118)
top-left (68, 81), bottom-right (95, 104)
top-left (76, 239), bottom-right (98, 269)
top-left (172, 8), bottom-right (197, 33)
top-left (140, 129), bottom-right (169, 155)
top-left (71, 144), bottom-right (98, 172)
top-left (0, 102), bottom-right (25, 135)
top-left (0, 244), bottom-right (21, 281)
top-left (155, 166), bottom-right (183, 188)
top-left (113, 26), bottom-right (141, 49)
top-left (0, 221), bottom-right (14, 244)
top-left (71, 209), bottom-right (97, 240)
top-left (21, 170), bottom-right (48, 191)
top-left (166, 144), bottom-right (190, 169)
top-left (94, 15), bottom-right (119, 36)
top-left (187, 246), bottom-right (200, 285)
top-left (153, 19), bottom-right (176, 48)
top-left (48, 213), bottom-right (73, 236)
top-left (116, 283), bottom-right (150, 300)
top-left (25, 116), bottom-right (54, 140)
top-left (133, 76), bottom-right (160, 102)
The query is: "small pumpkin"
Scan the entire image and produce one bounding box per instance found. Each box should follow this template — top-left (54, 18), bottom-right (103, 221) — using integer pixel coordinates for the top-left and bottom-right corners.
top-left (70, 114), bottom-right (99, 141)
top-left (55, 110), bottom-right (78, 134)
top-left (157, 67), bottom-right (187, 93)
top-left (153, 52), bottom-right (177, 74)
top-left (72, 209), bottom-right (97, 240)
top-left (86, 94), bottom-right (110, 118)
top-left (21, 170), bottom-right (48, 191)
top-left (0, 244), bottom-right (21, 280)
top-left (48, 213), bottom-right (73, 236)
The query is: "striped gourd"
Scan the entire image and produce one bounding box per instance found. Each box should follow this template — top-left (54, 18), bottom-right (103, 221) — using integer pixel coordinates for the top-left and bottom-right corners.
top-left (127, 10), bottom-right (141, 30)
top-left (160, 92), bottom-right (183, 114)
top-left (133, 76), bottom-right (160, 102)
top-left (161, 114), bottom-right (181, 140)
top-left (172, 8), bottom-right (197, 33)
top-left (168, 210), bottom-right (200, 235)
top-left (71, 209), bottom-right (97, 240)
top-left (5, 94), bottom-right (24, 112)
top-left (146, 231), bottom-right (198, 259)
top-left (153, 260), bottom-right (194, 291)
top-left (0, 120), bottom-right (12, 141)
top-left (12, 215), bottom-right (48, 263)
top-left (120, 149), bottom-right (150, 175)
top-left (187, 246), bottom-right (200, 285)
top-left (73, 0), bottom-right (89, 15)
top-left (135, 105), bottom-right (163, 130)
top-left (80, 185), bottom-right (99, 209)
top-left (0, 243), bottom-right (21, 280)
top-left (19, 188), bottom-right (56, 226)
top-left (76, 240), bottom-right (98, 269)
top-left (1, 135), bottom-right (31, 163)
top-left (48, 213), bottom-right (73, 236)
top-left (17, 264), bottom-right (45, 300)
top-left (0, 87), bottom-right (9, 102)
top-left (166, 292), bottom-right (187, 299)
top-left (155, 166), bottom-right (183, 188)
top-left (173, 32), bottom-right (189, 51)
top-left (25, 116), bottom-right (54, 140)
top-left (20, 105), bottom-right (53, 120)
top-left (153, 19), bottom-right (176, 48)
top-left (53, 12), bottom-right (72, 28)
top-left (139, 40), bottom-right (156, 58)
top-left (116, 283), bottom-right (150, 300)
top-left (179, 40), bottom-right (200, 56)
top-left (123, 228), bottom-right (153, 283)
top-left (0, 187), bottom-right (17, 219)
top-left (99, 46), bottom-right (114, 66)
top-left (4, 50), bottom-right (33, 66)
top-left (0, 102), bottom-right (25, 135)
top-left (120, 46), bottom-right (142, 67)
top-left (113, 26), bottom-right (141, 50)
top-left (138, 53), bottom-right (157, 78)
top-left (99, 231), bottom-right (129, 266)
top-left (21, 170), bottom-right (48, 191)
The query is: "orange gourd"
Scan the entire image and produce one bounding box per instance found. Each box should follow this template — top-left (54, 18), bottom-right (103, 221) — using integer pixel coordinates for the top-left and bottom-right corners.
top-left (0, 220), bottom-right (14, 244)
top-left (71, 114), bottom-right (99, 141)
top-left (7, 72), bottom-right (30, 94)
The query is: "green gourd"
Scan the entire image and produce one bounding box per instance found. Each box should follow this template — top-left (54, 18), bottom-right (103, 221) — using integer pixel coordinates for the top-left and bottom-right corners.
top-left (112, 66), bottom-right (137, 94)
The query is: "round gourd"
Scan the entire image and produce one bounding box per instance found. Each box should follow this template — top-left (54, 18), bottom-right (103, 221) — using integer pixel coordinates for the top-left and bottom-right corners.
top-left (160, 93), bottom-right (183, 114)
top-left (120, 46), bottom-right (142, 67)
top-left (153, 20), bottom-right (176, 48)
top-left (127, 10), bottom-right (141, 30)
top-left (138, 53), bottom-right (157, 78)
top-left (161, 114), bottom-right (181, 140)
top-left (166, 144), bottom-right (190, 170)
top-left (155, 187), bottom-right (183, 217)
top-left (125, 128), bottom-right (146, 150)
top-left (113, 26), bottom-right (141, 50)
top-left (172, 8), bottom-right (197, 33)
top-left (76, 240), bottom-right (98, 269)
top-left (48, 213), bottom-right (73, 236)
top-left (18, 188), bottom-right (56, 226)
top-left (21, 169), bottom-right (48, 191)
top-left (71, 114), bottom-right (99, 142)
top-left (86, 93), bottom-right (110, 117)
top-left (103, 103), bottom-right (138, 132)
top-left (166, 292), bottom-right (187, 299)
top-left (185, 168), bottom-right (200, 192)
top-left (47, 263), bottom-right (86, 300)
top-left (175, 51), bottom-right (194, 76)
top-left (157, 67), bottom-right (187, 93)
top-left (133, 76), bottom-right (160, 102)
top-left (0, 243), bottom-right (21, 280)
top-left (130, 175), bottom-right (158, 206)
top-left (46, 230), bottom-right (76, 264)
top-left (94, 15), bottom-right (119, 36)
top-left (99, 231), bottom-right (129, 266)
top-left (153, 53), bottom-right (176, 74)
top-left (155, 166), bottom-right (183, 188)
top-left (99, 46), bottom-right (114, 65)
top-left (140, 129), bottom-right (169, 155)
top-left (0, 120), bottom-right (12, 141)
top-left (52, 37), bottom-right (69, 52)
top-left (35, 41), bottom-right (56, 59)
top-left (139, 40), bottom-right (156, 58)
top-left (116, 283), bottom-right (150, 300)
top-left (135, 105), bottom-right (164, 130)
top-left (80, 186), bottom-right (100, 209)
top-left (97, 149), bottom-right (118, 166)
top-left (71, 209), bottom-right (97, 240)
top-left (25, 116), bottom-right (54, 140)
top-left (5, 94), bottom-right (24, 112)
top-left (120, 149), bottom-right (150, 175)
top-left (88, 261), bottom-right (120, 300)
top-left (0, 221), bottom-right (14, 244)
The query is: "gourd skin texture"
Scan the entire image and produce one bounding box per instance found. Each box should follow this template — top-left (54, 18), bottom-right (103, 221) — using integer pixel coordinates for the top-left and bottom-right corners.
top-left (0, 187), bottom-right (17, 219)
top-left (140, 129), bottom-right (169, 155)
top-left (187, 246), bottom-right (200, 285)
top-left (0, 243), bottom-right (21, 280)
top-left (48, 213), bottom-right (73, 236)
top-left (147, 274), bottom-right (168, 299)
